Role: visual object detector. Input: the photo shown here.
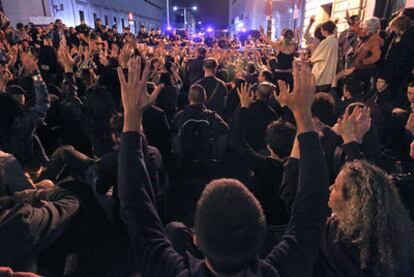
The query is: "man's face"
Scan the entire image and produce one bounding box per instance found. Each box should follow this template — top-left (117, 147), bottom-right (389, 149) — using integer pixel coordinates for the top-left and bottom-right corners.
top-left (376, 78), bottom-right (387, 91)
top-left (97, 20), bottom-right (102, 27)
top-left (56, 21), bottom-right (62, 28)
top-left (407, 86), bottom-right (414, 104)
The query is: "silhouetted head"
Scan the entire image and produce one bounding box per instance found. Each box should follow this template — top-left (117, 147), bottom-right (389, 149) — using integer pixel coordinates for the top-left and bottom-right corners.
top-left (195, 178), bottom-right (266, 275)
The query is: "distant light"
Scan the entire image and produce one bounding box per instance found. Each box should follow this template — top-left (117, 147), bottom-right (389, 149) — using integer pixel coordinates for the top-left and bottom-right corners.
top-left (198, 32), bottom-right (203, 36)
top-left (223, 29), bottom-right (228, 32)
top-left (173, 6), bottom-right (178, 11)
top-left (198, 21), bottom-right (202, 24)
top-left (167, 26), bottom-right (172, 31)
top-left (289, 8), bottom-right (293, 13)
top-left (192, 6), bottom-right (197, 11)
top-left (207, 27), bottom-right (213, 32)
top-left (241, 27), bottom-right (247, 32)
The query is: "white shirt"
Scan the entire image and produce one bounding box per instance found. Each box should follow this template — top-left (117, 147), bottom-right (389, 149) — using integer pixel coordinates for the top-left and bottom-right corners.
top-left (310, 35), bottom-right (339, 86)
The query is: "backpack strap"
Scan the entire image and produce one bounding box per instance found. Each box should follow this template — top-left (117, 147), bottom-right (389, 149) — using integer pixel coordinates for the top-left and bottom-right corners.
top-left (207, 79), bottom-right (221, 106)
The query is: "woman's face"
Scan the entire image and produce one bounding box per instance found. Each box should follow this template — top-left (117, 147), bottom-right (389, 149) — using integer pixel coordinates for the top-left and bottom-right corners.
top-left (329, 171), bottom-right (348, 213)
top-left (360, 23), bottom-right (370, 37)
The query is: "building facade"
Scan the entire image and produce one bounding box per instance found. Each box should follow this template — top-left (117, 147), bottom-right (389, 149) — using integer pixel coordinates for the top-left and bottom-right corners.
top-left (1, 0), bottom-right (167, 33)
top-left (229, 0), bottom-right (303, 39)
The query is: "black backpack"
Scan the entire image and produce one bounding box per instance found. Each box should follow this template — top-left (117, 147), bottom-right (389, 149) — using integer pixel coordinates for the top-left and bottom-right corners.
top-left (177, 114), bottom-right (220, 167)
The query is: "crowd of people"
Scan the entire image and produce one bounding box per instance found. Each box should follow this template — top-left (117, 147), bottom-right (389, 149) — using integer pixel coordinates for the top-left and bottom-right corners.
top-left (0, 6), bottom-right (414, 277)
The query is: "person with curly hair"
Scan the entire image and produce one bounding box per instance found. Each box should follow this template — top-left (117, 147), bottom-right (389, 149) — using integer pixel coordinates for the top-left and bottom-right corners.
top-left (317, 160), bottom-right (414, 276)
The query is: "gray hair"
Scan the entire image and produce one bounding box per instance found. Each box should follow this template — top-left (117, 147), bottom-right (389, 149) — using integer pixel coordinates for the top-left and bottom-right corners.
top-left (361, 17), bottom-right (381, 36)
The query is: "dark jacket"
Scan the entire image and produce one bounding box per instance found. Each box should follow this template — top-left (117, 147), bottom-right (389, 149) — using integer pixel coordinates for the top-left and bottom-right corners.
top-left (2, 80), bottom-right (50, 169)
top-left (155, 85), bottom-right (178, 122)
top-left (231, 107), bottom-right (289, 225)
top-left (118, 131), bottom-right (328, 276)
top-left (0, 151), bottom-right (34, 196)
top-left (60, 73), bottom-right (113, 157)
top-left (171, 104), bottom-right (229, 137)
top-left (187, 56), bottom-right (205, 85)
top-left (143, 105), bottom-right (171, 158)
top-left (0, 187), bottom-right (79, 268)
top-left (196, 76), bottom-right (228, 116)
top-left (235, 99), bottom-right (279, 152)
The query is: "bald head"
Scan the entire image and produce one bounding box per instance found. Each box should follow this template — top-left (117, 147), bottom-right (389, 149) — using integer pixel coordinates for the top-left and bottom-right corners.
top-left (189, 84), bottom-right (207, 105)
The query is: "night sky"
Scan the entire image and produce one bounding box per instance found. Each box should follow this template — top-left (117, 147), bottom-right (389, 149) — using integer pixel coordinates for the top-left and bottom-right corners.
top-left (172, 0), bottom-right (230, 29)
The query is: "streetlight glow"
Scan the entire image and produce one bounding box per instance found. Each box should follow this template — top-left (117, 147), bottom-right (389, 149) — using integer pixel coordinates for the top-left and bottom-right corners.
top-left (173, 6), bottom-right (178, 11)
top-left (192, 6), bottom-right (197, 11)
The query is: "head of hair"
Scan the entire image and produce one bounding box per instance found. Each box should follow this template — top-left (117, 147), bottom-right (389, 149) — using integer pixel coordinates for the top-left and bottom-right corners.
top-left (195, 178), bottom-right (266, 274)
top-left (321, 21), bottom-right (336, 35)
top-left (265, 119), bottom-right (296, 158)
top-left (344, 77), bottom-right (362, 99)
top-left (256, 81), bottom-right (275, 100)
top-left (361, 17), bottom-right (381, 36)
top-left (401, 7), bottom-right (414, 23)
top-left (188, 84), bottom-right (206, 104)
top-left (159, 72), bottom-right (172, 86)
top-left (16, 22), bottom-right (24, 30)
top-left (217, 69), bottom-right (229, 83)
top-left (336, 161), bottom-right (414, 274)
top-left (408, 81), bottom-right (414, 88)
top-left (203, 58), bottom-right (218, 72)
top-left (83, 85), bottom-right (115, 122)
top-left (260, 70), bottom-right (273, 82)
top-left (267, 57), bottom-right (278, 71)
top-left (246, 62), bottom-right (256, 74)
top-left (311, 92), bottom-right (337, 126)
top-left (198, 46), bottom-right (207, 57)
top-left (314, 24), bottom-right (325, 41)
top-left (389, 15), bottom-right (411, 33)
top-left (233, 77), bottom-right (246, 90)
top-left (380, 18), bottom-right (389, 31)
top-left (282, 29), bottom-right (294, 41)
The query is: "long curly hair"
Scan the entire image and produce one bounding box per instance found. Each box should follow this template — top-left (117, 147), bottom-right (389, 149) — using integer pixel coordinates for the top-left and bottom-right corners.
top-left (336, 160), bottom-right (414, 275)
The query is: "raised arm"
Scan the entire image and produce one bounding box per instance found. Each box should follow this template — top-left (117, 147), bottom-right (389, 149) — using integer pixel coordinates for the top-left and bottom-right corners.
top-left (117, 57), bottom-right (188, 275)
top-left (231, 83), bottom-right (268, 168)
top-left (259, 25), bottom-right (280, 52)
top-left (266, 60), bottom-right (329, 277)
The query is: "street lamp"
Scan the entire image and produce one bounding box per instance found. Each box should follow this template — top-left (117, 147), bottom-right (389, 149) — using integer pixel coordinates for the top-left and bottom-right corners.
top-left (172, 5), bottom-right (198, 30)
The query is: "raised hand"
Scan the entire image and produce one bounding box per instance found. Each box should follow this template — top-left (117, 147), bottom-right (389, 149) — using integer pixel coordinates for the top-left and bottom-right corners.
top-left (0, 65), bottom-right (13, 91)
top-left (58, 44), bottom-right (75, 72)
top-left (117, 56), bottom-right (163, 132)
top-left (237, 82), bottom-right (253, 108)
top-left (21, 52), bottom-right (39, 75)
top-left (279, 59), bottom-right (316, 133)
top-left (353, 106), bottom-right (371, 144)
top-left (309, 16), bottom-right (316, 24)
top-left (119, 44), bottom-right (132, 69)
top-left (259, 25), bottom-right (265, 36)
top-left (406, 113), bottom-right (414, 136)
top-left (335, 106), bottom-right (359, 143)
top-left (281, 59), bottom-right (315, 114)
